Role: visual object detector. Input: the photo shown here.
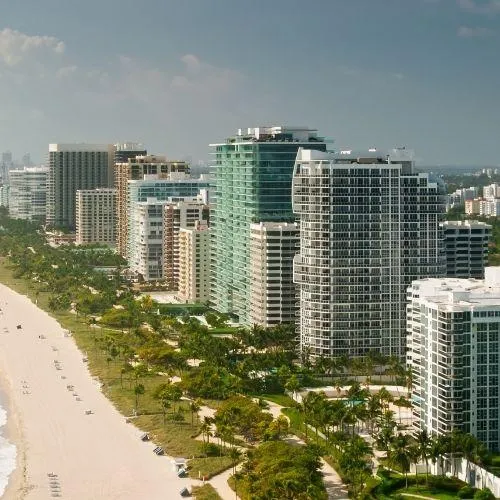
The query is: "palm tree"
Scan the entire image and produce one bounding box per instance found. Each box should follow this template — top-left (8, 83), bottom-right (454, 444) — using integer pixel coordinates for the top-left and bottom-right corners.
top-left (388, 433), bottom-right (413, 488)
top-left (416, 429), bottom-right (431, 484)
top-left (189, 399), bottom-right (201, 427)
top-left (229, 447), bottom-right (242, 475)
top-left (201, 416), bottom-right (213, 445)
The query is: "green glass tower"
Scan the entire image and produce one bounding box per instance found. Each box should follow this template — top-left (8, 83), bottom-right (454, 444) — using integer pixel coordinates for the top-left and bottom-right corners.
top-left (211, 126), bottom-right (327, 323)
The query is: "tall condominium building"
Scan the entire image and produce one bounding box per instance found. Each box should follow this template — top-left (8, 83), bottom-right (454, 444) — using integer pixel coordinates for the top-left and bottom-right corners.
top-left (442, 220), bottom-right (491, 279)
top-left (407, 274), bottom-right (500, 451)
top-left (163, 198), bottom-right (209, 288)
top-left (178, 221), bottom-right (211, 303)
top-left (46, 144), bottom-right (114, 230)
top-left (249, 222), bottom-right (299, 327)
top-left (8, 166), bottom-right (48, 222)
top-left (211, 126), bottom-right (327, 323)
top-left (292, 148), bottom-right (446, 359)
top-left (115, 155), bottom-right (189, 256)
top-left (75, 188), bottom-right (117, 246)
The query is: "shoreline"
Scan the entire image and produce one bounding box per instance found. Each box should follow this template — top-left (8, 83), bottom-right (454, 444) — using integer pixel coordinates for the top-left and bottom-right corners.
top-left (0, 284), bottom-right (197, 499)
top-left (0, 369), bottom-right (27, 500)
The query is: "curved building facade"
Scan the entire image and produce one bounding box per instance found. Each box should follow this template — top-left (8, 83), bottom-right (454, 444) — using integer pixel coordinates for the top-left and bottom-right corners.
top-left (292, 148), bottom-right (446, 359)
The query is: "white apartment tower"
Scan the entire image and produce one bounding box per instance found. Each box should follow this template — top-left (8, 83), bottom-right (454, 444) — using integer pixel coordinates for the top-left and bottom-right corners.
top-left (8, 166), bottom-right (48, 222)
top-left (249, 222), bottom-right (299, 327)
top-left (442, 220), bottom-right (491, 279)
top-left (47, 144), bottom-right (114, 229)
top-left (75, 188), bottom-right (117, 246)
top-left (407, 274), bottom-right (500, 451)
top-left (292, 148), bottom-right (446, 359)
top-left (178, 222), bottom-right (211, 303)
top-left (128, 196), bottom-right (209, 282)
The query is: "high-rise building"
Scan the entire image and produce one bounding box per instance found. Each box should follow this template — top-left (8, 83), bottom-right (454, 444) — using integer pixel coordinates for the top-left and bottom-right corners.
top-left (46, 144), bottom-right (114, 230)
top-left (292, 148), bottom-right (446, 359)
top-left (8, 167), bottom-right (48, 222)
top-left (178, 221), bottom-right (211, 303)
top-left (75, 188), bottom-right (117, 246)
top-left (211, 126), bottom-right (327, 323)
top-left (442, 220), bottom-right (491, 279)
top-left (0, 151), bottom-right (13, 184)
top-left (115, 155), bottom-right (189, 256)
top-left (407, 274), bottom-right (500, 451)
top-left (163, 198), bottom-right (209, 289)
top-left (0, 185), bottom-right (10, 208)
top-left (114, 142), bottom-right (147, 164)
top-left (249, 222), bottom-right (299, 327)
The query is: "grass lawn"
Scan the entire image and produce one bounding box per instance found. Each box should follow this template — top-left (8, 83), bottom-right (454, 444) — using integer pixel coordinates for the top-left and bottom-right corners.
top-left (0, 258), bottom-right (227, 468)
top-left (389, 485), bottom-right (460, 499)
top-left (191, 484), bottom-right (222, 500)
top-left (187, 456), bottom-right (237, 479)
top-left (259, 393), bottom-right (296, 407)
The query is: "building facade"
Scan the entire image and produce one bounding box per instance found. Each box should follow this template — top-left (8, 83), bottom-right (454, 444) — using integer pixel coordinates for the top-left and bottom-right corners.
top-left (211, 126), bottom-right (327, 323)
top-left (8, 166), bottom-right (48, 221)
top-left (178, 222), bottom-right (211, 303)
top-left (442, 220), bottom-right (491, 279)
top-left (292, 148), bottom-right (446, 359)
top-left (127, 192), bottom-right (209, 282)
top-left (75, 188), bottom-right (117, 246)
top-left (407, 275), bottom-right (500, 451)
top-left (249, 222), bottom-right (299, 327)
top-left (115, 156), bottom-right (190, 256)
top-left (46, 144), bottom-right (114, 229)
top-left (163, 198), bottom-right (209, 289)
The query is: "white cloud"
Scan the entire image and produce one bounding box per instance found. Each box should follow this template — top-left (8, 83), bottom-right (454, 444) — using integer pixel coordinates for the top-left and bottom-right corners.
top-left (181, 54), bottom-right (201, 74)
top-left (0, 28), bottom-right (65, 66)
top-left (457, 0), bottom-right (500, 14)
top-left (56, 65), bottom-right (77, 78)
top-left (457, 25), bottom-right (495, 36)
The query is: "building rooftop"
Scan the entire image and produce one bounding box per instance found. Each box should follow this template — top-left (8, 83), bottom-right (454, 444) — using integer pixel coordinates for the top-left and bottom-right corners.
top-left (410, 274), bottom-right (500, 309)
top-left (295, 147), bottom-right (415, 164)
top-left (442, 220), bottom-right (492, 229)
top-left (210, 126), bottom-right (326, 146)
top-left (49, 144), bottom-right (114, 152)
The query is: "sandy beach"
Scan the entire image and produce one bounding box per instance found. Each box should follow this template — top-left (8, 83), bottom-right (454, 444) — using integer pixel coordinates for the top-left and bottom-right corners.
top-left (0, 284), bottom-right (196, 499)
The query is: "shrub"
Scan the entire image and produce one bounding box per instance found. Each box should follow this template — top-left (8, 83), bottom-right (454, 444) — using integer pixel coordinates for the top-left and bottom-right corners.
top-left (458, 486), bottom-right (477, 498)
top-left (474, 488), bottom-right (495, 500)
top-left (200, 442), bottom-right (222, 457)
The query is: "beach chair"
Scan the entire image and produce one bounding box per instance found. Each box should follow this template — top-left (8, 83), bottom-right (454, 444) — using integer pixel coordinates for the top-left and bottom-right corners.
top-left (179, 487), bottom-right (190, 497)
top-left (140, 433), bottom-right (149, 441)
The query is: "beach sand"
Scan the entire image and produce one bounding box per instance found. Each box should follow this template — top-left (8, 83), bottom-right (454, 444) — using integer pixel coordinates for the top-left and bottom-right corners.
top-left (0, 284), bottom-right (196, 499)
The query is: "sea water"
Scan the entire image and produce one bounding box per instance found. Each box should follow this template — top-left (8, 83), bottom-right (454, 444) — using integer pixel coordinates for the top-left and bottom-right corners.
top-left (0, 402), bottom-right (16, 497)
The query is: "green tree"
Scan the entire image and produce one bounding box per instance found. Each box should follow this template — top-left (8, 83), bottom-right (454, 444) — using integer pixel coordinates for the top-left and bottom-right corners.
top-left (134, 383), bottom-right (145, 414)
top-left (388, 434), bottom-right (413, 488)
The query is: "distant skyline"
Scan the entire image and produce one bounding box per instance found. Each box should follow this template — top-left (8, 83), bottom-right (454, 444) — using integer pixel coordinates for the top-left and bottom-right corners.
top-left (0, 0), bottom-right (499, 166)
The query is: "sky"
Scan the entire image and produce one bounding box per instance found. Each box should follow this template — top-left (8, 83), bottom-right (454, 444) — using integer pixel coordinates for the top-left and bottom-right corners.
top-left (0, 0), bottom-right (499, 166)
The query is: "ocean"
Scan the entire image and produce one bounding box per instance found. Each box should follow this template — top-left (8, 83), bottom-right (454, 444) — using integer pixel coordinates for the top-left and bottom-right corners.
top-left (0, 398), bottom-right (16, 497)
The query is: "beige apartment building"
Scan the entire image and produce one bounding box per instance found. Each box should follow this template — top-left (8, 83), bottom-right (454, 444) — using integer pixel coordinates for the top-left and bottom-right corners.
top-left (115, 155), bottom-right (189, 256)
top-left (177, 222), bottom-right (211, 303)
top-left (249, 221), bottom-right (299, 327)
top-left (163, 198), bottom-right (210, 289)
top-left (75, 188), bottom-right (117, 246)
